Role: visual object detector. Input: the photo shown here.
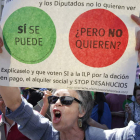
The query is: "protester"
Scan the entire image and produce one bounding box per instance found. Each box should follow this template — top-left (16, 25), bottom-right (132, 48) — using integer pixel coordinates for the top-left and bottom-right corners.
top-left (0, 88), bottom-right (139, 140)
top-left (24, 88), bottom-right (52, 117)
top-left (0, 14), bottom-right (140, 140)
top-left (91, 92), bottom-right (112, 129)
top-left (106, 93), bottom-right (126, 128)
top-left (125, 86), bottom-right (140, 125)
top-left (0, 95), bottom-right (30, 140)
top-left (40, 89), bottom-right (108, 129)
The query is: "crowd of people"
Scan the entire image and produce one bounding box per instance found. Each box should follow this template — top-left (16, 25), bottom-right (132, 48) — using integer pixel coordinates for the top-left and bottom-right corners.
top-left (0, 85), bottom-right (139, 140)
top-left (0, 12), bottom-right (139, 140)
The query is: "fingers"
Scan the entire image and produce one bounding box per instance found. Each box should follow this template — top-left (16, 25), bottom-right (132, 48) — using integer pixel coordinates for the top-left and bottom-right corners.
top-left (136, 30), bottom-right (140, 51)
top-left (46, 90), bottom-right (52, 96)
top-left (43, 90), bottom-right (52, 99)
top-left (0, 38), bottom-right (3, 47)
top-left (131, 14), bottom-right (140, 26)
top-left (136, 31), bottom-right (140, 64)
top-left (43, 90), bottom-right (52, 96)
top-left (125, 104), bottom-right (129, 110)
top-left (42, 90), bottom-right (52, 104)
top-left (0, 38), bottom-right (3, 53)
top-left (125, 104), bottom-right (131, 113)
top-left (131, 14), bottom-right (140, 51)
top-left (138, 51), bottom-right (140, 61)
top-left (125, 104), bottom-right (129, 107)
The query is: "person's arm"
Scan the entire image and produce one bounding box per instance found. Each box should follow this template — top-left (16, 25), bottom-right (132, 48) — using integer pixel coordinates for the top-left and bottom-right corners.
top-left (40, 90), bottom-right (52, 116)
top-left (87, 118), bottom-right (108, 130)
top-left (111, 111), bottom-right (125, 117)
top-left (104, 121), bottom-right (140, 139)
top-left (125, 104), bottom-right (133, 123)
top-left (131, 14), bottom-right (140, 66)
top-left (5, 96), bottom-right (55, 140)
top-left (0, 86), bottom-right (22, 111)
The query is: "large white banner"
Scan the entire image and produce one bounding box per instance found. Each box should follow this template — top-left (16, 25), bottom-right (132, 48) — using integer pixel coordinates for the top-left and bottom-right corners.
top-left (0, 0), bottom-right (140, 95)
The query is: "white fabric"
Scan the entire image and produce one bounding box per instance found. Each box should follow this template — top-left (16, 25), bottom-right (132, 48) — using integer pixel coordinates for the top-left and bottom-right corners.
top-left (1, 114), bottom-right (15, 136)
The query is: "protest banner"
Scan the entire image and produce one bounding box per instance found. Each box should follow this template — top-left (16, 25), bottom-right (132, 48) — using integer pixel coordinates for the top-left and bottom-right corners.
top-left (0, 0), bottom-right (140, 95)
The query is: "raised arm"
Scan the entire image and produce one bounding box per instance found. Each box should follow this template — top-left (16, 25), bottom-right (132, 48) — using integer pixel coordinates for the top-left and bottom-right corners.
top-left (125, 104), bottom-right (133, 124)
top-left (40, 90), bottom-right (52, 116)
top-left (131, 14), bottom-right (140, 66)
top-left (0, 86), bottom-right (22, 111)
top-left (0, 38), bottom-right (22, 111)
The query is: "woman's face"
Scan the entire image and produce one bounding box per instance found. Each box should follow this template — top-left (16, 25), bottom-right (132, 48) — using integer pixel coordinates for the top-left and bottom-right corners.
top-left (136, 90), bottom-right (140, 105)
top-left (50, 89), bottom-right (83, 131)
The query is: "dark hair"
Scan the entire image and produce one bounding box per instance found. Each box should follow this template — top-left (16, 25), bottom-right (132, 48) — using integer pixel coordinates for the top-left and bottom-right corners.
top-left (94, 92), bottom-right (106, 106)
top-left (133, 86), bottom-right (140, 97)
top-left (27, 89), bottom-right (44, 107)
top-left (94, 92), bottom-right (106, 123)
top-left (22, 89), bottom-right (29, 99)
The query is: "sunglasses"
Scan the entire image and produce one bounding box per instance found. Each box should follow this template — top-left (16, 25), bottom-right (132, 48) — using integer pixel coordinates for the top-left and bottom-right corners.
top-left (48, 96), bottom-right (82, 105)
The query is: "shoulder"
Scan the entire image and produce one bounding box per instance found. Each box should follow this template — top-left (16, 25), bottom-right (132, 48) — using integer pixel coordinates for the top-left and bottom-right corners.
top-left (125, 121), bottom-right (140, 138)
top-left (85, 126), bottom-right (106, 139)
top-left (106, 94), bottom-right (111, 98)
top-left (103, 102), bottom-right (111, 111)
top-left (104, 102), bottom-right (109, 107)
top-left (129, 102), bottom-right (134, 108)
top-left (106, 94), bottom-right (113, 102)
top-left (86, 122), bottom-right (140, 140)
top-left (85, 126), bottom-right (119, 140)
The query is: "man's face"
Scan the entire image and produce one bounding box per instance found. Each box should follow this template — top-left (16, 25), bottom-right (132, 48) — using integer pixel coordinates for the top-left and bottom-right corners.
top-left (0, 96), bottom-right (6, 114)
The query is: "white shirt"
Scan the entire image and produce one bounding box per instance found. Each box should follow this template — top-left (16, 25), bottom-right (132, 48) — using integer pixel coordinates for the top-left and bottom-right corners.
top-left (0, 114), bottom-right (15, 136)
